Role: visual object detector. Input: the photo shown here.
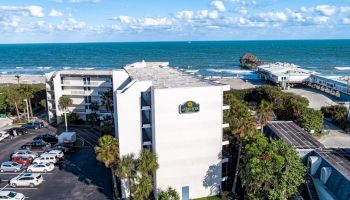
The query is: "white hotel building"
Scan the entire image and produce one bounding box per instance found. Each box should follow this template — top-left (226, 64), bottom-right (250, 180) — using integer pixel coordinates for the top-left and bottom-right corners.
top-left (46, 61), bottom-right (231, 199)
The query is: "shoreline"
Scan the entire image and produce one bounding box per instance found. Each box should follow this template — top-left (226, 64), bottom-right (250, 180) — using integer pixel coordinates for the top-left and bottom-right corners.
top-left (0, 74), bottom-right (45, 84)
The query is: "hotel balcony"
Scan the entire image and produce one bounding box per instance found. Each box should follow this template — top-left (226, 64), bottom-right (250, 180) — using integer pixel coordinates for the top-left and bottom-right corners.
top-left (222, 105), bottom-right (230, 110)
top-left (222, 123), bottom-right (229, 128)
top-left (61, 80), bottom-right (112, 87)
top-left (142, 128), bottom-right (152, 146)
top-left (61, 89), bottom-right (108, 96)
top-left (222, 134), bottom-right (230, 146)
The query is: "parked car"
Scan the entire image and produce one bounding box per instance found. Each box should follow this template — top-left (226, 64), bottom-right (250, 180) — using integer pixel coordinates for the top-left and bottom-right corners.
top-left (12, 150), bottom-right (38, 160)
top-left (52, 143), bottom-right (75, 153)
top-left (45, 150), bottom-right (64, 159)
top-left (0, 191), bottom-right (25, 200)
top-left (9, 173), bottom-right (43, 188)
top-left (32, 154), bottom-right (58, 164)
top-left (34, 133), bottom-right (58, 144)
top-left (27, 163), bottom-right (54, 173)
top-left (0, 131), bottom-right (10, 141)
top-left (21, 122), bottom-right (40, 130)
top-left (47, 145), bottom-right (69, 154)
top-left (11, 157), bottom-right (31, 166)
top-left (20, 140), bottom-right (51, 151)
top-left (7, 127), bottom-right (28, 136)
top-left (0, 162), bottom-right (22, 172)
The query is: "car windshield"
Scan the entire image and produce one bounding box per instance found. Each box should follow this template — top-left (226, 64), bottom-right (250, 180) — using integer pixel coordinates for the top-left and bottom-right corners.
top-left (36, 175), bottom-right (42, 179)
top-left (12, 162), bottom-right (18, 166)
top-left (8, 192), bottom-right (17, 198)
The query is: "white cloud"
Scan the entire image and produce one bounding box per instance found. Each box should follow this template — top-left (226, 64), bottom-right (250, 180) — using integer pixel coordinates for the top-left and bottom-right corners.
top-left (258, 12), bottom-right (288, 22)
top-left (56, 18), bottom-right (86, 31)
top-left (314, 5), bottom-right (337, 16)
top-left (343, 18), bottom-right (350, 25)
top-left (228, 0), bottom-right (256, 6)
top-left (49, 9), bottom-right (63, 17)
top-left (312, 16), bottom-right (329, 24)
top-left (0, 6), bottom-right (44, 18)
top-left (339, 7), bottom-right (350, 13)
top-left (175, 11), bottom-right (194, 20)
top-left (211, 1), bottom-right (226, 12)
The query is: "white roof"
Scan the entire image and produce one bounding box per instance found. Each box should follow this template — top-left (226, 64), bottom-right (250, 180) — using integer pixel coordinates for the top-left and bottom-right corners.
top-left (258, 62), bottom-right (315, 77)
top-left (124, 61), bottom-right (224, 89)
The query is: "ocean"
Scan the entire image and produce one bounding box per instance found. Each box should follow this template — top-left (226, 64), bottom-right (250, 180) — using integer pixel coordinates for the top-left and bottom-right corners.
top-left (0, 40), bottom-right (350, 79)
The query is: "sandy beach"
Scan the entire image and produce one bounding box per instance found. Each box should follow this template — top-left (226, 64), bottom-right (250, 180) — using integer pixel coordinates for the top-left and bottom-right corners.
top-left (0, 74), bottom-right (45, 85)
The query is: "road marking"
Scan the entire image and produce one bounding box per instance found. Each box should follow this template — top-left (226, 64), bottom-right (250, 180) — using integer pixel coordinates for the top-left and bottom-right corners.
top-left (8, 187), bottom-right (38, 190)
top-left (1, 180), bottom-right (8, 182)
top-left (0, 184), bottom-right (8, 191)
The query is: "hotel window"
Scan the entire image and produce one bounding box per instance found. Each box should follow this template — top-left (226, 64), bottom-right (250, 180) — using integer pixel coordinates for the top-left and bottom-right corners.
top-left (60, 77), bottom-right (64, 84)
top-left (61, 86), bottom-right (64, 90)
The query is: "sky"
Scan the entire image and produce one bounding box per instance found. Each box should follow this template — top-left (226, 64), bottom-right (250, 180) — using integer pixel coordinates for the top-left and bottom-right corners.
top-left (0, 0), bottom-right (350, 43)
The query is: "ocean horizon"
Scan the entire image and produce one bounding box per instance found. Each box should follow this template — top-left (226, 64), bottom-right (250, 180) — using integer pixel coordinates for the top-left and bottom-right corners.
top-left (1, 39), bottom-right (350, 79)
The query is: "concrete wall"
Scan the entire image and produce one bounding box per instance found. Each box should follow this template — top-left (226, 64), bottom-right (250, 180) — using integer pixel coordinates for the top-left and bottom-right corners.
top-left (115, 81), bottom-right (152, 156)
top-left (152, 86), bottom-right (224, 199)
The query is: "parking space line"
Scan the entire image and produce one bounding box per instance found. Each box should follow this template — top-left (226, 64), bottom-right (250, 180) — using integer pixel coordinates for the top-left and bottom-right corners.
top-left (8, 188), bottom-right (38, 190)
top-left (0, 184), bottom-right (8, 191)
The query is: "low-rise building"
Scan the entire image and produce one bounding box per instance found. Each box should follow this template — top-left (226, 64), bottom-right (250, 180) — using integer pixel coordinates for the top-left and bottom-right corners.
top-left (264, 121), bottom-right (324, 158)
top-left (45, 70), bottom-right (113, 124)
top-left (257, 62), bottom-right (315, 89)
top-left (307, 149), bottom-right (350, 200)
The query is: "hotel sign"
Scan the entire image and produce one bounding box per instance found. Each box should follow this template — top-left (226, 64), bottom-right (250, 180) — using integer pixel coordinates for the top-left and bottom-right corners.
top-left (179, 101), bottom-right (200, 114)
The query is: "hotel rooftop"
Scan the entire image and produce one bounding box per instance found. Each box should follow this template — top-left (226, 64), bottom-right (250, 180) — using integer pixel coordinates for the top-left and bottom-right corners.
top-left (258, 62), bottom-right (315, 77)
top-left (124, 61), bottom-right (223, 89)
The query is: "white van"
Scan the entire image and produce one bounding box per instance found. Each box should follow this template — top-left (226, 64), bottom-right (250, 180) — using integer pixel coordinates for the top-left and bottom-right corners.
top-left (32, 154), bottom-right (58, 164)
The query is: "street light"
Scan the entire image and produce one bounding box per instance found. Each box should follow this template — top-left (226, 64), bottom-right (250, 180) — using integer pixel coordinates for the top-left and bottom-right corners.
top-left (23, 99), bottom-right (29, 121)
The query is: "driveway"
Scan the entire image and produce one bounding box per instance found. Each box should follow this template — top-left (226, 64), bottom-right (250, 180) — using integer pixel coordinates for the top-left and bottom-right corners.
top-left (318, 120), bottom-right (350, 148)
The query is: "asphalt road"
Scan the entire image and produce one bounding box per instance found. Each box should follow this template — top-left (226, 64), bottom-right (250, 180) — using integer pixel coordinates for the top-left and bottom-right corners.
top-left (0, 126), bottom-right (113, 200)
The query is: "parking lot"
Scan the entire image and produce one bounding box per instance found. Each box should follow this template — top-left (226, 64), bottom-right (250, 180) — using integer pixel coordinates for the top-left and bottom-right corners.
top-left (0, 125), bottom-right (113, 200)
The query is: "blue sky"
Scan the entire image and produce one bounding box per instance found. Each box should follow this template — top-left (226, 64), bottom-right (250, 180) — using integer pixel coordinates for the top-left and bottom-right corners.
top-left (0, 0), bottom-right (350, 43)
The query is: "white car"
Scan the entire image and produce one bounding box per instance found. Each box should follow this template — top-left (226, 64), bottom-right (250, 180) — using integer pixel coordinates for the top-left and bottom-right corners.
top-left (0, 131), bottom-right (9, 142)
top-left (0, 191), bottom-right (25, 200)
top-left (27, 163), bottom-right (55, 173)
top-left (12, 150), bottom-right (38, 160)
top-left (32, 154), bottom-right (57, 164)
top-left (9, 173), bottom-right (43, 188)
top-left (45, 150), bottom-right (64, 159)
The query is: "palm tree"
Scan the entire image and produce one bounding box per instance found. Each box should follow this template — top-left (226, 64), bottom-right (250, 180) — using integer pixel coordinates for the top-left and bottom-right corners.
top-left (158, 187), bottom-right (180, 200)
top-left (95, 135), bottom-right (119, 168)
top-left (115, 150), bottom-right (159, 199)
top-left (101, 89), bottom-right (113, 116)
top-left (137, 149), bottom-right (159, 175)
top-left (258, 100), bottom-right (273, 132)
top-left (58, 96), bottom-right (73, 132)
top-left (90, 101), bottom-right (100, 125)
top-left (14, 75), bottom-right (21, 86)
top-left (115, 154), bottom-right (136, 199)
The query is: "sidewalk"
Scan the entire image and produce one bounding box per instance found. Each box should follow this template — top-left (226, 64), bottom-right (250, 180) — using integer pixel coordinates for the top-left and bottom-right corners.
top-left (0, 117), bottom-right (12, 130)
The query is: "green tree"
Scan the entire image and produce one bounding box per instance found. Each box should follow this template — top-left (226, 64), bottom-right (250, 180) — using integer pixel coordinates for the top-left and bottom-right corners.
top-left (58, 96), bottom-right (73, 132)
top-left (258, 100), bottom-right (273, 132)
top-left (240, 135), bottom-right (306, 200)
top-left (95, 135), bottom-right (119, 168)
top-left (115, 149), bottom-right (159, 200)
top-left (90, 101), bottom-right (100, 125)
top-left (101, 88), bottom-right (114, 116)
top-left (298, 108), bottom-right (324, 133)
top-left (158, 187), bottom-right (180, 200)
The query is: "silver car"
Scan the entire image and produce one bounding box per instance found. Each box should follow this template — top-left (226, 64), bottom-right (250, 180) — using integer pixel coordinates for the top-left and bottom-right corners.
top-left (12, 150), bottom-right (38, 160)
top-left (0, 162), bottom-right (23, 172)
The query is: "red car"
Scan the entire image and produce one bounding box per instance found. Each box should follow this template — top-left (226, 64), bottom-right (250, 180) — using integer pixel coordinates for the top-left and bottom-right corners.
top-left (11, 157), bottom-right (31, 165)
